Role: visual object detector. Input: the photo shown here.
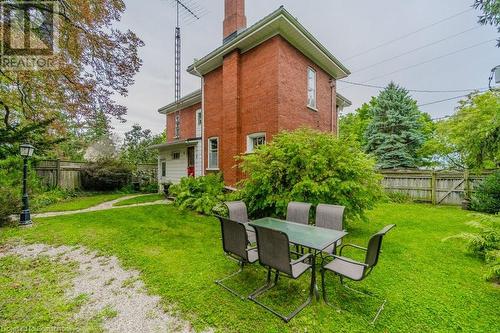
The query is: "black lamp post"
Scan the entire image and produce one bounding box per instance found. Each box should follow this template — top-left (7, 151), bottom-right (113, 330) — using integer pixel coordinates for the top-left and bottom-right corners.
top-left (19, 144), bottom-right (35, 226)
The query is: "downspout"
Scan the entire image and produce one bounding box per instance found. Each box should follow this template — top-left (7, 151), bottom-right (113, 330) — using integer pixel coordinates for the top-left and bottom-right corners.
top-left (330, 78), bottom-right (337, 136)
top-left (192, 64), bottom-right (205, 175)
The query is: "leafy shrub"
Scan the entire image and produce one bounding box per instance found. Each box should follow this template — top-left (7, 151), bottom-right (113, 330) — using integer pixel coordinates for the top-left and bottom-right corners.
top-left (238, 128), bottom-right (383, 221)
top-left (81, 158), bottom-right (133, 191)
top-left (484, 250), bottom-right (500, 282)
top-left (0, 156), bottom-right (40, 226)
top-left (31, 188), bottom-right (77, 211)
top-left (132, 168), bottom-right (158, 193)
top-left (141, 182), bottom-right (159, 193)
top-left (446, 214), bottom-right (500, 283)
top-left (471, 171), bottom-right (500, 214)
top-left (169, 174), bottom-right (226, 215)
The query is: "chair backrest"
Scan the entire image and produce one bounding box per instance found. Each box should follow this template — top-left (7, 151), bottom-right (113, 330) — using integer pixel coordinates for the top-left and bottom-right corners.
top-left (253, 225), bottom-right (292, 275)
top-left (286, 202), bottom-right (312, 225)
top-left (218, 216), bottom-right (249, 261)
top-left (225, 201), bottom-right (249, 224)
top-left (364, 224), bottom-right (396, 267)
top-left (315, 204), bottom-right (345, 231)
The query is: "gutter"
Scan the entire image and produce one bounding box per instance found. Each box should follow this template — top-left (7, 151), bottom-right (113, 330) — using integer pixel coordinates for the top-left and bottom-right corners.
top-left (191, 64), bottom-right (205, 175)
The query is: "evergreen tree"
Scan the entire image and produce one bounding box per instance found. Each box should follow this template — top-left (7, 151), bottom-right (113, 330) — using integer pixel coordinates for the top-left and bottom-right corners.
top-left (365, 82), bottom-right (425, 169)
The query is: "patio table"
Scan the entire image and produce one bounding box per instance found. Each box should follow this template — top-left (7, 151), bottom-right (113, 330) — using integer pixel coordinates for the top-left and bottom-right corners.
top-left (250, 217), bottom-right (347, 300)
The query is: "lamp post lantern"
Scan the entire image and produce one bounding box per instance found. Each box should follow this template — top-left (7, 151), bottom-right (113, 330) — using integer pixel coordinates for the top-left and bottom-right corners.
top-left (19, 144), bottom-right (35, 226)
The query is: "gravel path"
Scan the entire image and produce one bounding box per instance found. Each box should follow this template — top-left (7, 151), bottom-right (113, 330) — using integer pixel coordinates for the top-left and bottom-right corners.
top-left (0, 243), bottom-right (210, 333)
top-left (32, 195), bottom-right (171, 219)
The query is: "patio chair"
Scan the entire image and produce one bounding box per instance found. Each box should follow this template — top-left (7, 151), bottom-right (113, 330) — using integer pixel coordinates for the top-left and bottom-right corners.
top-left (225, 201), bottom-right (256, 243)
top-left (249, 225), bottom-right (313, 322)
top-left (286, 201), bottom-right (312, 225)
top-left (321, 224), bottom-right (396, 324)
top-left (215, 216), bottom-right (259, 299)
top-left (315, 204), bottom-right (346, 255)
top-left (287, 202), bottom-right (312, 254)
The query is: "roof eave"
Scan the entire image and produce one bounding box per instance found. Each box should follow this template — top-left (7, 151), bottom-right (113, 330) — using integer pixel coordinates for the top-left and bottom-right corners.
top-left (336, 93), bottom-right (352, 107)
top-left (158, 90), bottom-right (202, 115)
top-left (149, 138), bottom-right (201, 150)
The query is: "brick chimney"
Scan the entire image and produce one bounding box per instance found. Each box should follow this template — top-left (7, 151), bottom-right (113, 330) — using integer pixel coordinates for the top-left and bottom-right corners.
top-left (223, 0), bottom-right (247, 42)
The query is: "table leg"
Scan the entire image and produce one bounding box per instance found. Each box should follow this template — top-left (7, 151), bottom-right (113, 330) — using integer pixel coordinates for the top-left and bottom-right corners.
top-left (311, 251), bottom-right (320, 301)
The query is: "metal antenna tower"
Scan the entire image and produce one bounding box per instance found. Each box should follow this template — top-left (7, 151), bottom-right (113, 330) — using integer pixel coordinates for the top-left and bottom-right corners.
top-left (166, 0), bottom-right (206, 139)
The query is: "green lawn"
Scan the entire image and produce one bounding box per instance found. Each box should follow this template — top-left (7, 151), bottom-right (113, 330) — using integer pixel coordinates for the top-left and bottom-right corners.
top-left (35, 193), bottom-right (130, 213)
top-left (0, 255), bottom-right (110, 331)
top-left (1, 203), bottom-right (498, 332)
top-left (113, 194), bottom-right (165, 207)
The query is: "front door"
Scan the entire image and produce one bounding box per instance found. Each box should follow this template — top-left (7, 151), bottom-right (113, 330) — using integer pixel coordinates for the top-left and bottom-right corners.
top-left (187, 146), bottom-right (195, 177)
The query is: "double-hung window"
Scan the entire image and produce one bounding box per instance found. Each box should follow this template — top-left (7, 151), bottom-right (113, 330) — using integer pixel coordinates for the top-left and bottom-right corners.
top-left (174, 113), bottom-right (180, 138)
top-left (208, 137), bottom-right (219, 169)
top-left (247, 133), bottom-right (266, 153)
top-left (307, 67), bottom-right (317, 109)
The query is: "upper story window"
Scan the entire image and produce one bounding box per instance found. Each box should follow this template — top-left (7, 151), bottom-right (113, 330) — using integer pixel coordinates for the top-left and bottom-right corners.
top-left (247, 133), bottom-right (266, 153)
top-left (307, 67), bottom-right (317, 109)
top-left (174, 113), bottom-right (180, 138)
top-left (208, 137), bottom-right (219, 170)
top-left (197, 110), bottom-right (202, 127)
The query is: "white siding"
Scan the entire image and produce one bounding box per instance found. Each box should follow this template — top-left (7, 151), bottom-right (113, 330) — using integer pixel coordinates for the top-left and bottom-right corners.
top-left (194, 143), bottom-right (202, 177)
top-left (158, 149), bottom-right (188, 184)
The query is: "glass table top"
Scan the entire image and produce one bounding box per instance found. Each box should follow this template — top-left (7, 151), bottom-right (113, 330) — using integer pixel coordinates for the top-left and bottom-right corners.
top-left (250, 217), bottom-right (347, 252)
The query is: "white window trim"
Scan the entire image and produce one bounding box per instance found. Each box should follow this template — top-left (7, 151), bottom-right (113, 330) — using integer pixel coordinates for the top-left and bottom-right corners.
top-left (160, 160), bottom-right (167, 178)
top-left (307, 67), bottom-right (317, 110)
top-left (246, 132), bottom-right (266, 153)
top-left (207, 137), bottom-right (219, 170)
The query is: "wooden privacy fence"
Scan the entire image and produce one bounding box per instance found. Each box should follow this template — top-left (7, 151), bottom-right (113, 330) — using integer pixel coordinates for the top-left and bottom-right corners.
top-left (35, 160), bottom-right (157, 190)
top-left (380, 170), bottom-right (491, 205)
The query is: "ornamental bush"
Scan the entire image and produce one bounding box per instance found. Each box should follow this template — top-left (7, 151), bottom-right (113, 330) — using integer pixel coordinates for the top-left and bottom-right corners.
top-left (81, 158), bottom-right (133, 191)
top-left (169, 173), bottom-right (227, 215)
top-left (471, 171), bottom-right (500, 214)
top-left (238, 128), bottom-right (383, 221)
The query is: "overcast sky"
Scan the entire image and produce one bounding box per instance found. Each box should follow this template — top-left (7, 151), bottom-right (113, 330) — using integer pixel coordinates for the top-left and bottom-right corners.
top-left (112, 0), bottom-right (499, 136)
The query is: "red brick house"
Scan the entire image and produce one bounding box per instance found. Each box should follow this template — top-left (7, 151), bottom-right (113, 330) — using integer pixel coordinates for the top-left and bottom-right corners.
top-left (153, 0), bottom-right (351, 187)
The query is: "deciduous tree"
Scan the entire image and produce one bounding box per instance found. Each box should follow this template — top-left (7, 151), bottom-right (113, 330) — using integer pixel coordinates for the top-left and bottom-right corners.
top-left (474, 0), bottom-right (500, 47)
top-left (0, 0), bottom-right (144, 157)
top-left (424, 91), bottom-right (500, 169)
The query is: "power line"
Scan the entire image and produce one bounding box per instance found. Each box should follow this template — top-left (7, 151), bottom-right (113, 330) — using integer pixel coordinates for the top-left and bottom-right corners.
top-left (352, 26), bottom-right (481, 74)
top-left (361, 39), bottom-right (496, 83)
top-left (344, 8), bottom-right (474, 61)
top-left (417, 90), bottom-right (487, 107)
top-left (419, 94), bottom-right (469, 107)
top-left (339, 80), bottom-right (487, 93)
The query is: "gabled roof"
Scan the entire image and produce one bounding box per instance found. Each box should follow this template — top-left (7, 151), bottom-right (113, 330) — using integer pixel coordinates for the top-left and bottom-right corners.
top-left (187, 6), bottom-right (350, 79)
top-left (158, 89), bottom-right (201, 115)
